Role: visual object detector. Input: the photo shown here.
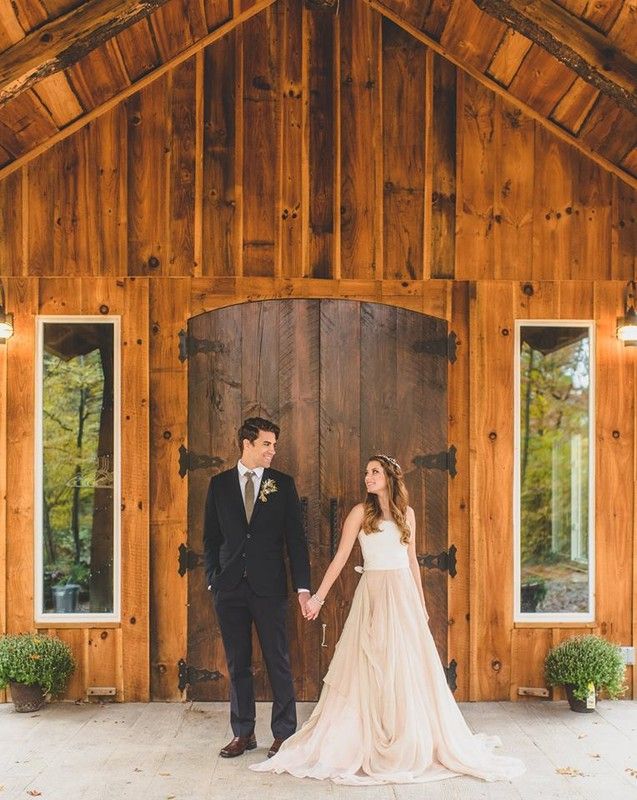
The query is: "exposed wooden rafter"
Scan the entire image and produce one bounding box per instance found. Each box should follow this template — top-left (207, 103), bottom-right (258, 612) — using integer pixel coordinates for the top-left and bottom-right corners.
top-left (0, 0), bottom-right (277, 183)
top-left (0, 0), bottom-right (173, 109)
top-left (472, 0), bottom-right (637, 115)
top-left (0, 0), bottom-right (633, 189)
top-left (365, 0), bottom-right (637, 189)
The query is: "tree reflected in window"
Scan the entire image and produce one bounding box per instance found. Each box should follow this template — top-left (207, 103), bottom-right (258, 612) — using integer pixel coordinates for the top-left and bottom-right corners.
top-left (519, 325), bottom-right (592, 615)
top-left (41, 322), bottom-right (115, 614)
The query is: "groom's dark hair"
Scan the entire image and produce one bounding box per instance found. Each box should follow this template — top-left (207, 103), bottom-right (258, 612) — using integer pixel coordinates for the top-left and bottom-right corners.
top-left (238, 417), bottom-right (280, 451)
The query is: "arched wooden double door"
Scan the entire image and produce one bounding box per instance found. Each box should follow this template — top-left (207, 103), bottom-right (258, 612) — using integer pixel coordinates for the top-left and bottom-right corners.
top-left (186, 300), bottom-right (451, 701)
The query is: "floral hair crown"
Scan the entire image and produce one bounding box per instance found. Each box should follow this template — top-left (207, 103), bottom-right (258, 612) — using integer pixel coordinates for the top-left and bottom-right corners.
top-left (373, 453), bottom-right (401, 471)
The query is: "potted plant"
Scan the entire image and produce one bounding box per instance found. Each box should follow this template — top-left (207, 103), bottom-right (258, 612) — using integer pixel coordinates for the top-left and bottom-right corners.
top-left (52, 563), bottom-right (88, 613)
top-left (545, 634), bottom-right (626, 712)
top-left (521, 576), bottom-right (547, 612)
top-left (0, 633), bottom-right (75, 712)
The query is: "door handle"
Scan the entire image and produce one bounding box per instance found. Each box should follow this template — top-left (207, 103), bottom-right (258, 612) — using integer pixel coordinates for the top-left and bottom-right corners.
top-left (329, 498), bottom-right (338, 557)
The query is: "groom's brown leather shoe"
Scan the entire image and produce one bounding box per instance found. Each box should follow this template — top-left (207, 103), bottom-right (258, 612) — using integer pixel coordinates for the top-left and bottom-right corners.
top-left (267, 738), bottom-right (285, 758)
top-left (219, 733), bottom-right (257, 758)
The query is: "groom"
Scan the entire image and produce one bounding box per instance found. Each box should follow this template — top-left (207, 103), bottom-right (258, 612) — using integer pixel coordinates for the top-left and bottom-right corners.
top-left (203, 417), bottom-right (311, 759)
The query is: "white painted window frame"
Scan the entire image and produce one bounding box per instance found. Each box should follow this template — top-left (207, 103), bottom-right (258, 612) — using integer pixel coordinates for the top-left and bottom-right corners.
top-left (513, 319), bottom-right (595, 623)
top-left (34, 316), bottom-right (121, 624)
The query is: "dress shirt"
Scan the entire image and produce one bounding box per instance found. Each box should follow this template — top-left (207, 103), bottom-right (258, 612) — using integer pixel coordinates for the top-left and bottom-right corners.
top-left (237, 460), bottom-right (264, 502)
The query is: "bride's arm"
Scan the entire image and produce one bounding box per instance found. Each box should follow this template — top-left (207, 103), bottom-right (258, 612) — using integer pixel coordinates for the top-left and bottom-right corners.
top-left (406, 507), bottom-right (429, 620)
top-left (304, 503), bottom-right (364, 621)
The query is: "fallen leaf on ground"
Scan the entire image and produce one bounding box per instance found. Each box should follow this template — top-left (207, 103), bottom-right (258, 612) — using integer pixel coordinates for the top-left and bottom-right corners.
top-left (577, 733), bottom-right (587, 739)
top-left (27, 791), bottom-right (42, 797)
top-left (133, 767), bottom-right (143, 772)
top-left (159, 772), bottom-right (171, 776)
top-left (588, 753), bottom-right (600, 759)
top-left (556, 767), bottom-right (584, 777)
top-left (626, 768), bottom-right (637, 778)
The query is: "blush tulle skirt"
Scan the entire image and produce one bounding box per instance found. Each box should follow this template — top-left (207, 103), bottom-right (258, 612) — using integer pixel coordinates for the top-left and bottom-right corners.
top-left (249, 567), bottom-right (526, 785)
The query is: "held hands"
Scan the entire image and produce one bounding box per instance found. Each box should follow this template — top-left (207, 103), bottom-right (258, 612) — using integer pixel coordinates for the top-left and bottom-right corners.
top-left (298, 590), bottom-right (311, 617)
top-left (304, 593), bottom-right (324, 621)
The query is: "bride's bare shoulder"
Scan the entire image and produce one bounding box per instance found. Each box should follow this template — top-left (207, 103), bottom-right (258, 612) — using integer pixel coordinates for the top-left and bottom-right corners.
top-left (348, 503), bottom-right (365, 519)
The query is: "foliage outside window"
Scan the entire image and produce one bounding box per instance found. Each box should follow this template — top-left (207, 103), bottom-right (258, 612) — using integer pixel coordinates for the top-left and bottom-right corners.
top-left (516, 323), bottom-right (594, 620)
top-left (37, 320), bottom-right (119, 619)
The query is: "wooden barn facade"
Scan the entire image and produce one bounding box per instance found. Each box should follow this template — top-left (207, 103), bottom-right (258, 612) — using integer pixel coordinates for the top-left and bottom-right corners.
top-left (0, 0), bottom-right (635, 704)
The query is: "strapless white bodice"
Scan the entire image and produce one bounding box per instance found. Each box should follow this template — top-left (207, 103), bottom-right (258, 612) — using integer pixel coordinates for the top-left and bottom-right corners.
top-left (357, 520), bottom-right (409, 571)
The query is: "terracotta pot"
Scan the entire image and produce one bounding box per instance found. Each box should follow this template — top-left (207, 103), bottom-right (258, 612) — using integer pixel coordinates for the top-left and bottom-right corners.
top-left (9, 681), bottom-right (45, 713)
top-left (564, 683), bottom-right (595, 713)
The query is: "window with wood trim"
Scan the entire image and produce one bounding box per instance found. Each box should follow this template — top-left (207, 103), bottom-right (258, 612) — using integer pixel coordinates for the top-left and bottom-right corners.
top-left (514, 321), bottom-right (595, 622)
top-left (35, 318), bottom-right (121, 622)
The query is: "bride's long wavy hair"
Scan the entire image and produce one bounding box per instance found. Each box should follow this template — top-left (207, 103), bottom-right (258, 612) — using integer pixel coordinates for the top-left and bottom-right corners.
top-left (362, 455), bottom-right (411, 545)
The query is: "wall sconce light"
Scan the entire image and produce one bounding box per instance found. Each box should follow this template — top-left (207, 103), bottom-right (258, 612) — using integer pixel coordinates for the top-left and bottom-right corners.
top-left (0, 281), bottom-right (13, 342)
top-left (616, 280), bottom-right (637, 346)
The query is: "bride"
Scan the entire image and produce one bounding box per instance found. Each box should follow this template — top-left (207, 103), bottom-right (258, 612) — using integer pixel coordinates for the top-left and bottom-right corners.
top-left (250, 454), bottom-right (526, 785)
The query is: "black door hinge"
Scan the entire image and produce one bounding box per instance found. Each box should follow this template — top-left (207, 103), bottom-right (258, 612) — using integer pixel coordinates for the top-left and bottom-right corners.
top-left (178, 659), bottom-right (222, 692)
top-left (178, 329), bottom-right (225, 362)
top-left (444, 659), bottom-right (458, 693)
top-left (417, 544), bottom-right (457, 577)
top-left (412, 331), bottom-right (457, 363)
top-left (178, 543), bottom-right (203, 576)
top-left (178, 445), bottom-right (224, 477)
top-left (413, 445), bottom-right (457, 477)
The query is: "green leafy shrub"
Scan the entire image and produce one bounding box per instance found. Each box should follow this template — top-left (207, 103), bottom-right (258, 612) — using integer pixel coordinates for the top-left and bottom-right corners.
top-left (0, 634), bottom-right (75, 695)
top-left (545, 634), bottom-right (626, 701)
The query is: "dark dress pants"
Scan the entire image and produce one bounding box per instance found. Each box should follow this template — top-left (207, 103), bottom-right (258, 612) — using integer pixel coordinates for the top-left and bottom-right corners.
top-left (214, 578), bottom-right (297, 739)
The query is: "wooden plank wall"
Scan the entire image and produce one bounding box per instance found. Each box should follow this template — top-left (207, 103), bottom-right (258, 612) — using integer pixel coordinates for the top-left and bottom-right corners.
top-left (1, 1), bottom-right (635, 283)
top-left (2, 279), bottom-right (149, 701)
top-left (472, 281), bottom-right (637, 701)
top-left (0, 275), bottom-right (635, 703)
top-left (0, 0), bottom-right (635, 702)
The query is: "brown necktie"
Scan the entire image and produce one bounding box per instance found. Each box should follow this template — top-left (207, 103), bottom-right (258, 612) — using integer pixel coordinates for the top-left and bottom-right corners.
top-left (244, 471), bottom-right (255, 522)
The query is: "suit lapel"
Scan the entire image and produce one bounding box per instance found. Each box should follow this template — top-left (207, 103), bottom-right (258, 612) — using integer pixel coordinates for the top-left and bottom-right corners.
top-left (228, 468), bottom-right (249, 529)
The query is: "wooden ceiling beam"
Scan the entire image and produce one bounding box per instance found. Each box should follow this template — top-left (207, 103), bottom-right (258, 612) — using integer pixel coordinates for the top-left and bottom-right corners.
top-left (366, 0), bottom-right (637, 189)
top-left (0, 0), bottom-right (173, 109)
top-left (0, 0), bottom-right (276, 183)
top-left (472, 0), bottom-right (636, 115)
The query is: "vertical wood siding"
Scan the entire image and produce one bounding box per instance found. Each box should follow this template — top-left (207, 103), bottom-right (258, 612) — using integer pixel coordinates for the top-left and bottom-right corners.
top-left (0, 0), bottom-right (635, 702)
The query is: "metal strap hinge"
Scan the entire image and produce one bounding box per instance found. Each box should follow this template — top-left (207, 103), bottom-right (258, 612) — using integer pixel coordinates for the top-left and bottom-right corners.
top-left (178, 445), bottom-right (224, 477)
top-left (444, 659), bottom-right (458, 693)
top-left (178, 544), bottom-right (203, 576)
top-left (417, 544), bottom-right (457, 577)
top-left (412, 331), bottom-right (458, 363)
top-left (178, 329), bottom-right (225, 362)
top-left (178, 659), bottom-right (222, 692)
top-left (413, 445), bottom-right (457, 477)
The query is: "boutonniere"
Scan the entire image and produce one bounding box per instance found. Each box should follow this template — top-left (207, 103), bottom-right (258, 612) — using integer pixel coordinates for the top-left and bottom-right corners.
top-left (259, 478), bottom-right (278, 503)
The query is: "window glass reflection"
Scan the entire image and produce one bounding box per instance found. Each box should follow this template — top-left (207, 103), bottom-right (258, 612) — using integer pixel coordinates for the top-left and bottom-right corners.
top-left (41, 322), bottom-right (115, 614)
top-left (519, 325), bottom-right (591, 615)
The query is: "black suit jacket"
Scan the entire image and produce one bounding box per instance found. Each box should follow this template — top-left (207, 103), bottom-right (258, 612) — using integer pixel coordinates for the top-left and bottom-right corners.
top-left (203, 466), bottom-right (311, 596)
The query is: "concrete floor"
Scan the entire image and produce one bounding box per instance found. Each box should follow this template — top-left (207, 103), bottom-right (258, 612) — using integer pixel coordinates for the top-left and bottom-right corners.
top-left (0, 700), bottom-right (636, 800)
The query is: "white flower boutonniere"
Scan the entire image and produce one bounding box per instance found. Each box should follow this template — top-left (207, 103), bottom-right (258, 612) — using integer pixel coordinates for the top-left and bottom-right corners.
top-left (259, 478), bottom-right (278, 503)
